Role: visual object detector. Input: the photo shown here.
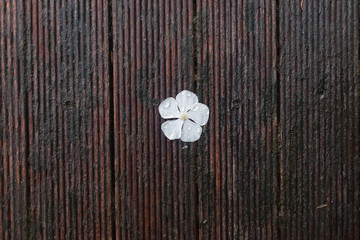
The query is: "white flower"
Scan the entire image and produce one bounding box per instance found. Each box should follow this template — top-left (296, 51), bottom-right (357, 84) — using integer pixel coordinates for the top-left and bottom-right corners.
top-left (159, 90), bottom-right (209, 142)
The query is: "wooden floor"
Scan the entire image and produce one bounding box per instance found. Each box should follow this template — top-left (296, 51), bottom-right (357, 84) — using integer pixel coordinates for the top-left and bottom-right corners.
top-left (0, 0), bottom-right (359, 239)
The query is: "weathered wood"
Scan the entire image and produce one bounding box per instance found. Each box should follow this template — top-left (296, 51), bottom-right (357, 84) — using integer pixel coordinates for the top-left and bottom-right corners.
top-left (0, 0), bottom-right (359, 239)
top-left (192, 0), bottom-right (279, 239)
top-left (0, 1), bottom-right (28, 239)
top-left (112, 0), bottom-right (197, 239)
top-left (279, 0), bottom-right (359, 239)
top-left (1, 0), bottom-right (113, 239)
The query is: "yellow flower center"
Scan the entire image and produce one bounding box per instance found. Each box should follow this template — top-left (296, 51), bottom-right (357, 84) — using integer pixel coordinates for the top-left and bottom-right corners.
top-left (180, 113), bottom-right (187, 120)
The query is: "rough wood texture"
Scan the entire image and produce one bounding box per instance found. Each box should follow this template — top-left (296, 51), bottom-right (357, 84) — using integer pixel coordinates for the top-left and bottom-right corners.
top-left (279, 0), bottom-right (359, 239)
top-left (1, 0), bottom-right (112, 239)
top-left (1, 0), bottom-right (359, 239)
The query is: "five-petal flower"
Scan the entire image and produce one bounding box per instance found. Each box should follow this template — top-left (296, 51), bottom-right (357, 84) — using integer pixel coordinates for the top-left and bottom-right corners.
top-left (159, 90), bottom-right (209, 142)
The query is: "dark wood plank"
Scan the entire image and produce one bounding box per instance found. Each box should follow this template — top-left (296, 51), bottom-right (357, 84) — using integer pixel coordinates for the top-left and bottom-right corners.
top-left (279, 0), bottom-right (360, 238)
top-left (195, 1), bottom-right (279, 239)
top-left (0, 1), bottom-right (29, 239)
top-left (0, 0), bottom-right (112, 239)
top-left (112, 0), bottom-right (196, 239)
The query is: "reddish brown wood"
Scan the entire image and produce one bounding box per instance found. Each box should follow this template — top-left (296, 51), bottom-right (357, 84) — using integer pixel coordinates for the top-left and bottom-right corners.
top-left (0, 0), bottom-right (113, 239)
top-left (279, 0), bottom-right (360, 239)
top-left (0, 0), bottom-right (359, 239)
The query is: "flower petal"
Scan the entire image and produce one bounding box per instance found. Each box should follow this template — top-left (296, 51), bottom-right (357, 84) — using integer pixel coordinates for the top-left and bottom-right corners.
top-left (176, 90), bottom-right (198, 112)
top-left (161, 119), bottom-right (184, 140)
top-left (187, 103), bottom-right (209, 126)
top-left (181, 119), bottom-right (202, 142)
top-left (159, 97), bottom-right (181, 119)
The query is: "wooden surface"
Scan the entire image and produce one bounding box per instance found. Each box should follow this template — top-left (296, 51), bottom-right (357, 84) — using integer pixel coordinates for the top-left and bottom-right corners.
top-left (0, 0), bottom-right (359, 239)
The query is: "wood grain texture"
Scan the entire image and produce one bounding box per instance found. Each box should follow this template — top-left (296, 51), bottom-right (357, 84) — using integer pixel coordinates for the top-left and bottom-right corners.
top-left (112, 1), bottom-right (196, 239)
top-left (0, 1), bottom-right (28, 239)
top-left (1, 0), bottom-right (359, 239)
top-left (192, 0), bottom-right (279, 239)
top-left (279, 0), bottom-right (359, 239)
top-left (1, 0), bottom-right (113, 239)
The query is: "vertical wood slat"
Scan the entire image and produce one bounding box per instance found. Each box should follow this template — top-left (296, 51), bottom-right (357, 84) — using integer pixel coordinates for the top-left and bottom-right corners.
top-left (0, 0), bottom-right (28, 239)
top-left (194, 0), bottom-right (279, 239)
top-left (112, 0), bottom-right (195, 239)
top-left (279, 0), bottom-right (359, 239)
top-left (0, 0), bottom-right (113, 239)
